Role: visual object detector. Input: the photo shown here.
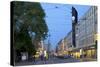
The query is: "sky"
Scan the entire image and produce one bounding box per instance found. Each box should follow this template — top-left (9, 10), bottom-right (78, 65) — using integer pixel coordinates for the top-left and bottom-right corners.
top-left (41, 3), bottom-right (91, 50)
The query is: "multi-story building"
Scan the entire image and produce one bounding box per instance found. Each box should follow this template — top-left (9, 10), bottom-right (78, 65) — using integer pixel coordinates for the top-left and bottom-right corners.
top-left (56, 31), bottom-right (73, 56)
top-left (56, 6), bottom-right (97, 59)
top-left (56, 39), bottom-right (64, 56)
top-left (73, 6), bottom-right (97, 59)
top-left (64, 31), bottom-right (74, 56)
top-left (65, 31), bottom-right (73, 50)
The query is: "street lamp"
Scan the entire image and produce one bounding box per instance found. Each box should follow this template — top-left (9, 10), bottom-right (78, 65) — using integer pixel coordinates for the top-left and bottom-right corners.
top-left (48, 33), bottom-right (51, 59)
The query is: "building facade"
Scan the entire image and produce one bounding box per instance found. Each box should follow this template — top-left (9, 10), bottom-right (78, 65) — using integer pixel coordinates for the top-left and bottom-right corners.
top-left (56, 6), bottom-right (97, 59)
top-left (75, 6), bottom-right (97, 59)
top-left (56, 39), bottom-right (65, 56)
top-left (56, 31), bottom-right (73, 56)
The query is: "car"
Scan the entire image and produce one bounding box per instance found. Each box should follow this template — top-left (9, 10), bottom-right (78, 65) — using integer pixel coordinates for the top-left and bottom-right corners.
top-left (57, 55), bottom-right (71, 59)
top-left (63, 55), bottom-right (71, 59)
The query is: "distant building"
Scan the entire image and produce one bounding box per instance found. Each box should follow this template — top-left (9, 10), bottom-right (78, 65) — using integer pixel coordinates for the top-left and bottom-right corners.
top-left (64, 31), bottom-right (73, 55)
top-left (65, 31), bottom-right (73, 50)
top-left (56, 39), bottom-right (65, 56)
top-left (56, 31), bottom-right (73, 56)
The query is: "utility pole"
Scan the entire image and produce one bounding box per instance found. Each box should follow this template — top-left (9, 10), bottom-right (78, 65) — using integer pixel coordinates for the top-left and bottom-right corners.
top-left (48, 33), bottom-right (51, 59)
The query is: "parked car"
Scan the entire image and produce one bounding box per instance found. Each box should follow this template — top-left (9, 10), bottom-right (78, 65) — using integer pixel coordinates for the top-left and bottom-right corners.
top-left (63, 55), bottom-right (71, 59)
top-left (57, 55), bottom-right (71, 59)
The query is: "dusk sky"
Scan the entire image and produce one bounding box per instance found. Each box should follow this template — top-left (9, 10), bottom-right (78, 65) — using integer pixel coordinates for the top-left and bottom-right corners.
top-left (41, 3), bottom-right (91, 50)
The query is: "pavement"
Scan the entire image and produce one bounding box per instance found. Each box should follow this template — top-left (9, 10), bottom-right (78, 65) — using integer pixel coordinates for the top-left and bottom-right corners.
top-left (78, 58), bottom-right (97, 62)
top-left (15, 56), bottom-right (80, 66)
top-left (15, 56), bottom-right (97, 66)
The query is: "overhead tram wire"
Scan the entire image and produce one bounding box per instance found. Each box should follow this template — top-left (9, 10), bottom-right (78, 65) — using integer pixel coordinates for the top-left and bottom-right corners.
top-left (42, 5), bottom-right (72, 20)
top-left (42, 6), bottom-right (73, 30)
top-left (42, 5), bottom-right (71, 12)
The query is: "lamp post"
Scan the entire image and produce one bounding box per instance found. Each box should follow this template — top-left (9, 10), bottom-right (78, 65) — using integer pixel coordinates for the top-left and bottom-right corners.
top-left (48, 33), bottom-right (51, 59)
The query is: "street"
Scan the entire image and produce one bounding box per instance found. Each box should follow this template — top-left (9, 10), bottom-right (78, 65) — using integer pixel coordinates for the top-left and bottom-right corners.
top-left (15, 56), bottom-right (80, 66)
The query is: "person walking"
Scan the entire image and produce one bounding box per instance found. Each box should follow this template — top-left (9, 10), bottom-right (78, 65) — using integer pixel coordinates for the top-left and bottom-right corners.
top-left (40, 51), bottom-right (43, 61)
top-left (43, 50), bottom-right (47, 64)
top-left (33, 55), bottom-right (36, 64)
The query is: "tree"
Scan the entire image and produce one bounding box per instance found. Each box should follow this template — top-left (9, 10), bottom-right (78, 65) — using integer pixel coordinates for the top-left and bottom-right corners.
top-left (12, 1), bottom-right (48, 56)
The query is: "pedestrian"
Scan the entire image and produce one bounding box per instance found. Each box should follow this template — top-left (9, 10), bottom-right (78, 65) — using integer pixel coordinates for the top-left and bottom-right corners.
top-left (84, 53), bottom-right (86, 58)
top-left (40, 51), bottom-right (43, 61)
top-left (46, 53), bottom-right (48, 60)
top-left (39, 51), bottom-right (42, 61)
top-left (33, 55), bottom-right (36, 63)
top-left (43, 50), bottom-right (47, 64)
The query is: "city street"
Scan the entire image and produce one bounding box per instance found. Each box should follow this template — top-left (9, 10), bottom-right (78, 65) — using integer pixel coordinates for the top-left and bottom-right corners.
top-left (15, 56), bottom-right (81, 66)
top-left (11, 2), bottom-right (97, 66)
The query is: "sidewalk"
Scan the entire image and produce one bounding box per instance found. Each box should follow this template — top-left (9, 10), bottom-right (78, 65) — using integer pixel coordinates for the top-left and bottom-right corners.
top-left (77, 58), bottom-right (97, 62)
top-left (15, 61), bottom-right (35, 66)
top-left (15, 59), bottom-right (52, 66)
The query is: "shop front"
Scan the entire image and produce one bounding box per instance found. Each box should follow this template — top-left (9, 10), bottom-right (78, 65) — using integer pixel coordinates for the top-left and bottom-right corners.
top-left (83, 45), bottom-right (97, 59)
top-left (70, 44), bottom-right (97, 59)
